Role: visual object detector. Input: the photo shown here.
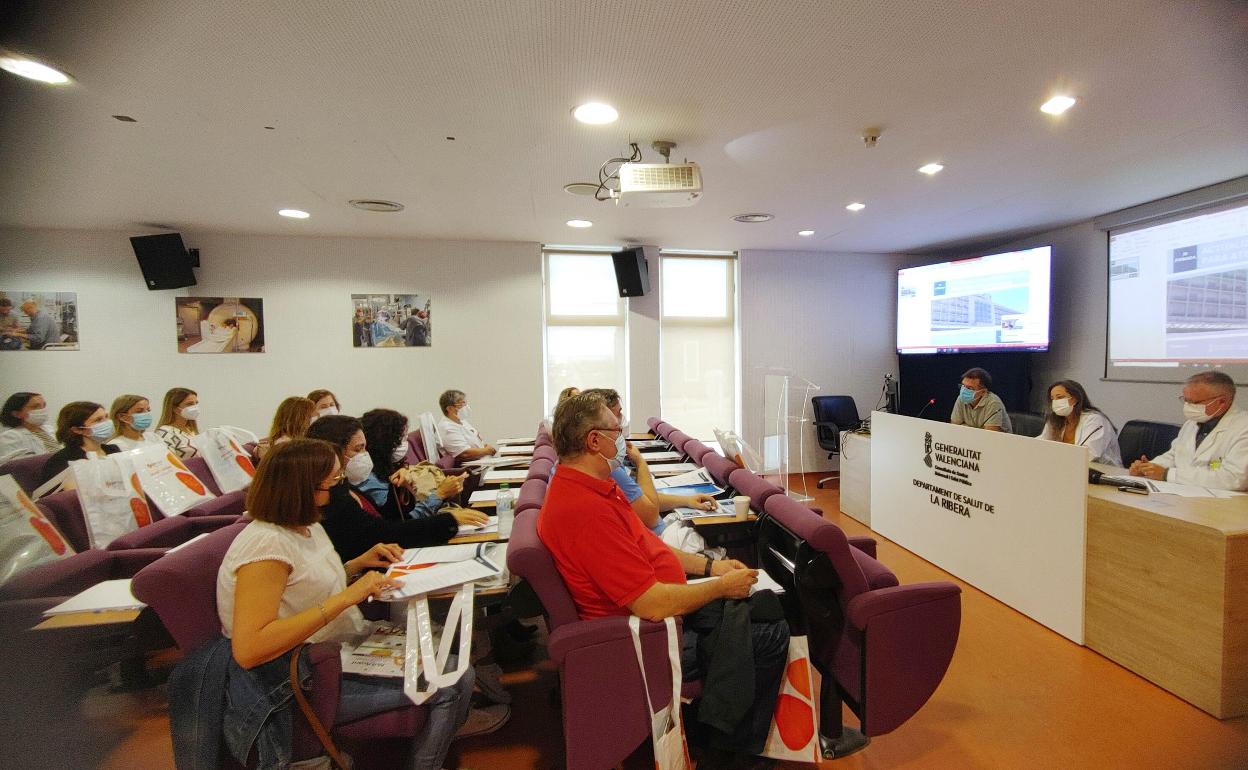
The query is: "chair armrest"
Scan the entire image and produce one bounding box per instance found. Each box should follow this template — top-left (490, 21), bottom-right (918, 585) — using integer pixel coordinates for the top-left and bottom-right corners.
top-left (846, 582), bottom-right (961, 629)
top-left (847, 535), bottom-right (877, 559)
top-left (547, 615), bottom-right (675, 667)
top-left (107, 548), bottom-right (172, 579)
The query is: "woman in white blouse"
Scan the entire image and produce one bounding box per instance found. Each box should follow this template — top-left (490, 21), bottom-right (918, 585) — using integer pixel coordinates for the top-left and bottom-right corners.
top-left (0, 391), bottom-right (59, 462)
top-left (155, 386), bottom-right (201, 458)
top-left (1037, 379), bottom-right (1123, 466)
top-left (105, 394), bottom-right (161, 451)
top-left (218, 439), bottom-right (473, 769)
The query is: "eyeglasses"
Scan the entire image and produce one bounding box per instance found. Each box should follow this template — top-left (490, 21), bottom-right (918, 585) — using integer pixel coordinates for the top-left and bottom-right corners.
top-left (1180, 395), bottom-right (1223, 405)
top-left (590, 425), bottom-right (622, 436)
top-left (316, 473), bottom-right (346, 491)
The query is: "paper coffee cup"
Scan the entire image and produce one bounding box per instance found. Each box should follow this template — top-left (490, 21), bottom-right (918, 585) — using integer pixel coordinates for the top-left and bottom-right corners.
top-left (732, 495), bottom-right (750, 520)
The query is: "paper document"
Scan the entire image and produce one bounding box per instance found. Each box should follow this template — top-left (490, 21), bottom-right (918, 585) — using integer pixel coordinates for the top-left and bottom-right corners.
top-left (630, 440), bottom-right (667, 449)
top-left (651, 463), bottom-right (700, 477)
top-left (654, 468), bottom-right (715, 488)
top-left (688, 568), bottom-right (785, 596)
top-left (483, 468), bottom-right (529, 484)
top-left (641, 451), bottom-right (684, 462)
top-left (468, 489), bottom-right (499, 504)
top-left (456, 516), bottom-right (499, 536)
top-left (44, 579), bottom-right (146, 616)
top-left (341, 622), bottom-right (406, 678)
top-left (398, 543), bottom-right (488, 565)
top-left (498, 446), bottom-right (534, 456)
top-left (674, 500), bottom-right (739, 520)
top-left (496, 438), bottom-right (537, 446)
top-left (1144, 479), bottom-right (1245, 498)
top-left (464, 456), bottom-right (530, 468)
top-left (384, 551), bottom-right (501, 600)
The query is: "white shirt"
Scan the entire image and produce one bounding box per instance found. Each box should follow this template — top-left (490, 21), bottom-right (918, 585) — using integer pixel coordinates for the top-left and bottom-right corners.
top-left (0, 426), bottom-right (59, 462)
top-left (1036, 410), bottom-right (1123, 467)
top-left (438, 416), bottom-right (485, 458)
top-left (105, 432), bottom-right (162, 452)
top-left (216, 521), bottom-right (369, 644)
top-left (1152, 406), bottom-right (1248, 491)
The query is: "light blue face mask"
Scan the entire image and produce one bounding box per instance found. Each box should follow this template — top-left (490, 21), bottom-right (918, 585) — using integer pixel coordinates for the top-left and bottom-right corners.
top-left (615, 433), bottom-right (627, 461)
top-left (88, 421), bottom-right (114, 441)
top-left (130, 411), bottom-right (154, 430)
top-left (958, 385), bottom-right (977, 404)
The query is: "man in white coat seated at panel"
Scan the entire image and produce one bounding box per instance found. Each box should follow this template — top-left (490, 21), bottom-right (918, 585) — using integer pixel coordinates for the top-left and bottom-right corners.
top-left (1130, 371), bottom-right (1248, 491)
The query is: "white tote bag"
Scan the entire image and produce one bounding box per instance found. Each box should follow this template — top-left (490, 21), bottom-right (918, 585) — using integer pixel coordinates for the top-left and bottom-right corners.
top-left (127, 443), bottom-right (215, 516)
top-left (402, 583), bottom-right (474, 705)
top-left (628, 616), bottom-right (693, 770)
top-left (199, 427), bottom-right (257, 494)
top-left (761, 635), bottom-right (822, 763)
top-left (0, 474), bottom-right (74, 586)
top-left (72, 453), bottom-right (154, 548)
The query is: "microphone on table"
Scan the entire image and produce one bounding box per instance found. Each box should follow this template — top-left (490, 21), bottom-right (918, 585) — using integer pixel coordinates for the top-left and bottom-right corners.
top-left (915, 398), bottom-right (936, 419)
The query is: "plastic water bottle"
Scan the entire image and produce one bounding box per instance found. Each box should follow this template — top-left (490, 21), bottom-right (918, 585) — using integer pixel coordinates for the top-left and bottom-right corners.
top-left (496, 483), bottom-right (515, 537)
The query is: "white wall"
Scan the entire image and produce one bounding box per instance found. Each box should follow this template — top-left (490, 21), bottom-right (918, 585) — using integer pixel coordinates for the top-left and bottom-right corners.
top-left (961, 221), bottom-right (1188, 426)
top-left (739, 249), bottom-right (905, 471)
top-left (0, 228), bottom-right (544, 440)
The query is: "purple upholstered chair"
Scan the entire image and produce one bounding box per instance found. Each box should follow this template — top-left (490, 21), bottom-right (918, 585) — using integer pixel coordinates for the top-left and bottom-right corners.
top-left (727, 468), bottom-right (784, 513)
top-left (533, 433), bottom-right (552, 450)
top-left (532, 445), bottom-right (558, 464)
top-left (666, 430), bottom-right (692, 456)
top-left (0, 452), bottom-right (54, 495)
top-left (182, 488), bottom-right (247, 518)
top-left (507, 508), bottom-right (698, 770)
top-left (515, 478), bottom-right (546, 515)
top-left (653, 422), bottom-right (673, 440)
top-left (242, 441), bottom-right (261, 464)
top-left (182, 456), bottom-right (224, 497)
top-left (106, 514), bottom-right (239, 551)
top-left (35, 490), bottom-right (93, 552)
top-left (759, 495), bottom-right (960, 751)
top-left (683, 440), bottom-right (714, 466)
top-left (132, 521), bottom-right (425, 765)
top-left (525, 457), bottom-right (555, 482)
top-left (405, 429), bottom-right (431, 463)
top-left (701, 453), bottom-right (740, 489)
top-left (646, 417), bottom-right (661, 432)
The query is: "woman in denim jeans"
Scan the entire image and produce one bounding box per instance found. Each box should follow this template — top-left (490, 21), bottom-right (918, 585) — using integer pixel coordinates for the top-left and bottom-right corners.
top-left (217, 439), bottom-right (473, 769)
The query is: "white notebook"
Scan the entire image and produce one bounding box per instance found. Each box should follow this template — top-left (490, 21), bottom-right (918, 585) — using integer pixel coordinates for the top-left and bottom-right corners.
top-left (43, 579), bottom-right (146, 616)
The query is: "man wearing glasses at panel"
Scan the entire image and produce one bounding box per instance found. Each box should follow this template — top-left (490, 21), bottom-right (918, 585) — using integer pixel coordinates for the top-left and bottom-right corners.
top-left (1130, 371), bottom-right (1248, 491)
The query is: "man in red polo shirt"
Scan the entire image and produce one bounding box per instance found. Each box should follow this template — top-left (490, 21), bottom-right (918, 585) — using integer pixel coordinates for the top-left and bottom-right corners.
top-left (539, 393), bottom-right (788, 769)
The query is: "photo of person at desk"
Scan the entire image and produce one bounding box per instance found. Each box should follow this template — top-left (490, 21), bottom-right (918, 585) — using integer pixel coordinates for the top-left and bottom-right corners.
top-left (950, 367), bottom-right (1012, 432)
top-left (1130, 371), bottom-right (1248, 491)
top-left (1036, 379), bottom-right (1122, 466)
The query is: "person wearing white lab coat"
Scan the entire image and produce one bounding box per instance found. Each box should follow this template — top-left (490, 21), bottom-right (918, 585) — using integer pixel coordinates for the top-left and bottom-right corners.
top-left (1037, 380), bottom-right (1123, 466)
top-left (1131, 371), bottom-right (1248, 491)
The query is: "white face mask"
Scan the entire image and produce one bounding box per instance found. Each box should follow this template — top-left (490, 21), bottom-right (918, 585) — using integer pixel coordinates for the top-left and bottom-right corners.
top-left (1183, 400), bottom-right (1217, 424)
top-left (391, 443), bottom-right (408, 463)
top-left (344, 451), bottom-right (374, 484)
top-left (318, 406), bottom-right (339, 418)
top-left (1051, 398), bottom-right (1073, 417)
top-left (26, 408), bottom-right (49, 426)
top-left (179, 404), bottom-right (201, 421)
top-left (457, 405), bottom-right (472, 421)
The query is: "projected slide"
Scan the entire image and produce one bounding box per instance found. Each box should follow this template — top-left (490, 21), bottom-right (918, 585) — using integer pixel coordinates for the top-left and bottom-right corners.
top-left (897, 247), bottom-right (1051, 354)
top-left (1108, 202), bottom-right (1248, 367)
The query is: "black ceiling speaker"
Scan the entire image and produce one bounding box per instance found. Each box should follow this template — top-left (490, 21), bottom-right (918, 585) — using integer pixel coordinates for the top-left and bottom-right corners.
top-left (612, 246), bottom-right (650, 297)
top-left (130, 233), bottom-right (197, 290)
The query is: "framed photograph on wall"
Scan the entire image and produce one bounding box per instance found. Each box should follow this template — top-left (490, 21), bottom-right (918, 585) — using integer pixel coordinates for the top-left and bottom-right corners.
top-left (352, 293), bottom-right (431, 348)
top-left (0, 291), bottom-right (79, 351)
top-left (176, 297), bottom-right (265, 353)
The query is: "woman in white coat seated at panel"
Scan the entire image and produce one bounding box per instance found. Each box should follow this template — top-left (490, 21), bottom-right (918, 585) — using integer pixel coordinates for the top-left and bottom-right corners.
top-left (1036, 379), bottom-right (1123, 466)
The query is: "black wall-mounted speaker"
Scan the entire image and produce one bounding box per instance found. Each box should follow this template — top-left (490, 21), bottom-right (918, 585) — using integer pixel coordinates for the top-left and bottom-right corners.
top-left (612, 247), bottom-right (650, 297)
top-left (130, 233), bottom-right (197, 290)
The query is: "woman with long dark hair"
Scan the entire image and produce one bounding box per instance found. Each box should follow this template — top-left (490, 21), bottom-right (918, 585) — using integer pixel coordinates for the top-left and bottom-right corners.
top-left (1037, 379), bottom-right (1122, 466)
top-left (0, 391), bottom-right (59, 461)
top-left (358, 408), bottom-right (465, 519)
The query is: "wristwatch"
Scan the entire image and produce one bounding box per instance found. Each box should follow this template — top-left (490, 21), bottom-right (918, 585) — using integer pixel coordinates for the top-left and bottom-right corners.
top-left (703, 556), bottom-right (714, 577)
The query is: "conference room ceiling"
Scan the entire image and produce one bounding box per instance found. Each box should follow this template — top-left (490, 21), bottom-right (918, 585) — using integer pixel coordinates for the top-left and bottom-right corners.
top-left (0, 0), bottom-right (1245, 254)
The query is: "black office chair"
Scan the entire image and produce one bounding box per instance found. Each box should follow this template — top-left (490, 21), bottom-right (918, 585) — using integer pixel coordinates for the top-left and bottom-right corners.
top-left (1008, 411), bottom-right (1046, 437)
top-left (812, 395), bottom-right (861, 489)
top-left (1118, 419), bottom-right (1182, 464)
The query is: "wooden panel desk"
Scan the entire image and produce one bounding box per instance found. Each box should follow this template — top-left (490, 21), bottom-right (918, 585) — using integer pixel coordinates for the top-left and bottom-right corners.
top-left (1084, 482), bottom-right (1248, 718)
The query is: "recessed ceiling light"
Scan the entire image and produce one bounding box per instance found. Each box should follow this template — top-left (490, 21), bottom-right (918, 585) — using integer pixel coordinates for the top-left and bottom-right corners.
top-left (918, 163), bottom-right (944, 175)
top-left (278, 208), bottom-right (310, 219)
top-left (572, 102), bottom-right (619, 125)
top-left (349, 199), bottom-right (405, 212)
top-left (732, 213), bottom-right (774, 223)
top-left (566, 219), bottom-right (593, 228)
top-left (1040, 95), bottom-right (1077, 115)
top-left (0, 55), bottom-right (71, 85)
top-left (798, 230), bottom-right (815, 236)
top-left (846, 202), bottom-right (866, 212)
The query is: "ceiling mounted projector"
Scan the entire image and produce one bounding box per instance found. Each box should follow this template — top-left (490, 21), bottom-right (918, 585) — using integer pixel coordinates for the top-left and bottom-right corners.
top-left (616, 162), bottom-right (702, 208)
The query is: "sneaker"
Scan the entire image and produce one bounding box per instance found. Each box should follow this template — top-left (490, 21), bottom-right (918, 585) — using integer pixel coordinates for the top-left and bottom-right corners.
top-left (454, 704), bottom-right (511, 739)
top-left (474, 662), bottom-right (513, 704)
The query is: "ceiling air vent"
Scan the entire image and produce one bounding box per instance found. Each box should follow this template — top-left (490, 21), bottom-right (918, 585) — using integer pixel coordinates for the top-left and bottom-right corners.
top-left (349, 199), bottom-right (405, 213)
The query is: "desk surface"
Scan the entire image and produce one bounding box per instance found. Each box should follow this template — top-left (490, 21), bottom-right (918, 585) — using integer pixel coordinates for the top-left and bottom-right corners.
top-left (34, 609), bottom-right (142, 630)
top-left (690, 513), bottom-right (757, 526)
top-left (1088, 463), bottom-right (1248, 536)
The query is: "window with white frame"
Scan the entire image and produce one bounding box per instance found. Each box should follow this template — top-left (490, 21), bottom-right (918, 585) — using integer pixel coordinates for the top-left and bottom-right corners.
top-left (543, 251), bottom-right (628, 414)
top-left (660, 255), bottom-right (738, 439)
